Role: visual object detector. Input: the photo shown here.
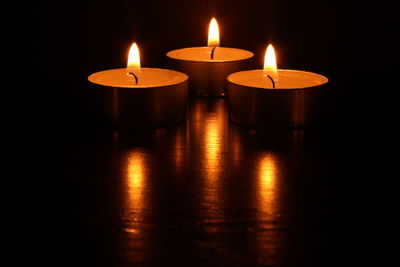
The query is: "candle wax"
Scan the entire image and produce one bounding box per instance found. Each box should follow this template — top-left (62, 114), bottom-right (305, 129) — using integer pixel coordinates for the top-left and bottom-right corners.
top-left (167, 47), bottom-right (253, 62)
top-left (228, 69), bottom-right (328, 89)
top-left (88, 68), bottom-right (188, 88)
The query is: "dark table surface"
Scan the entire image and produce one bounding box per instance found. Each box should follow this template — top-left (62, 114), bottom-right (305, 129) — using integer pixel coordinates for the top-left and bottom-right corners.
top-left (2, 73), bottom-right (397, 266)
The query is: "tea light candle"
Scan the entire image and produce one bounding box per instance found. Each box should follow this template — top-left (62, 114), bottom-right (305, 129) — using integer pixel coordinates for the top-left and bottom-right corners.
top-left (227, 44), bottom-right (329, 128)
top-left (88, 42), bottom-right (188, 127)
top-left (167, 18), bottom-right (254, 97)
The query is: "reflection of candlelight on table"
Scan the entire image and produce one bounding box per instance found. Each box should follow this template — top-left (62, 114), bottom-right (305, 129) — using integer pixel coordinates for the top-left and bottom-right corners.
top-left (204, 118), bottom-right (221, 174)
top-left (203, 100), bottom-right (227, 180)
top-left (204, 103), bottom-right (224, 208)
top-left (189, 99), bottom-right (228, 216)
top-left (172, 125), bottom-right (188, 172)
top-left (255, 152), bottom-right (286, 265)
top-left (201, 100), bottom-right (227, 224)
top-left (228, 128), bottom-right (242, 167)
top-left (123, 150), bottom-right (148, 234)
top-left (257, 153), bottom-right (280, 217)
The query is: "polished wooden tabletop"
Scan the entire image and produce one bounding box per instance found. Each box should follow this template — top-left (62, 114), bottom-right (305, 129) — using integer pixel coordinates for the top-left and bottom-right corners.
top-left (2, 74), bottom-right (396, 266)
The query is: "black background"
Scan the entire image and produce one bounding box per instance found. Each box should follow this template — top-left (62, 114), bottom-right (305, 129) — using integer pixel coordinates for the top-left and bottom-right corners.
top-left (2, 0), bottom-right (398, 266)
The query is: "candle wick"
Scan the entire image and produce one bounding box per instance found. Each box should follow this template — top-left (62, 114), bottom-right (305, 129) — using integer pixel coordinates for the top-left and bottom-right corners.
top-left (128, 72), bottom-right (139, 85)
top-left (266, 75), bottom-right (276, 89)
top-left (211, 47), bottom-right (217, 60)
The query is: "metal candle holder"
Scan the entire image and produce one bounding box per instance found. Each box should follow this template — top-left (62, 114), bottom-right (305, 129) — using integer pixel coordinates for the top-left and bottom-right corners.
top-left (227, 70), bottom-right (329, 129)
top-left (88, 68), bottom-right (188, 128)
top-left (167, 47), bottom-right (254, 97)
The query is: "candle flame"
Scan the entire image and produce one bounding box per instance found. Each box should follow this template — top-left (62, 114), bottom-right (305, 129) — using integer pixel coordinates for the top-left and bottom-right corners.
top-left (127, 42), bottom-right (141, 69)
top-left (207, 18), bottom-right (220, 47)
top-left (263, 44), bottom-right (278, 81)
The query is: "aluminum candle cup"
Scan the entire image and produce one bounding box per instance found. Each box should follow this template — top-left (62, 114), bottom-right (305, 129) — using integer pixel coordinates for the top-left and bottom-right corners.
top-left (167, 47), bottom-right (253, 97)
top-left (227, 69), bottom-right (329, 129)
top-left (167, 17), bottom-right (253, 97)
top-left (88, 68), bottom-right (188, 127)
top-left (88, 42), bottom-right (188, 127)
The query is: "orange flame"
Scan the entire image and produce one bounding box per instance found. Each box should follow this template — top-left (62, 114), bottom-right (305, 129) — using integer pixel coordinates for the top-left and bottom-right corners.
top-left (263, 44), bottom-right (278, 81)
top-left (127, 42), bottom-right (140, 69)
top-left (207, 18), bottom-right (220, 47)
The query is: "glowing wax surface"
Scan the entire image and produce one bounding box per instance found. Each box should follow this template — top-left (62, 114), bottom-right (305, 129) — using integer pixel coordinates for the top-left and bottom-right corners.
top-left (167, 47), bottom-right (253, 63)
top-left (227, 69), bottom-right (328, 89)
top-left (88, 68), bottom-right (188, 88)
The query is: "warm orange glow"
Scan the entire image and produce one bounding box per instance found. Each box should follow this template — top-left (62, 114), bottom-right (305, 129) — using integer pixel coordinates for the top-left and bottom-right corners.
top-left (124, 150), bottom-right (147, 234)
top-left (203, 100), bottom-right (226, 176)
top-left (127, 42), bottom-right (141, 68)
top-left (190, 100), bottom-right (226, 211)
top-left (263, 44), bottom-right (278, 80)
top-left (205, 119), bottom-right (220, 171)
top-left (255, 153), bottom-right (283, 259)
top-left (207, 18), bottom-right (220, 47)
top-left (257, 153), bottom-right (279, 215)
top-left (127, 151), bottom-right (145, 195)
